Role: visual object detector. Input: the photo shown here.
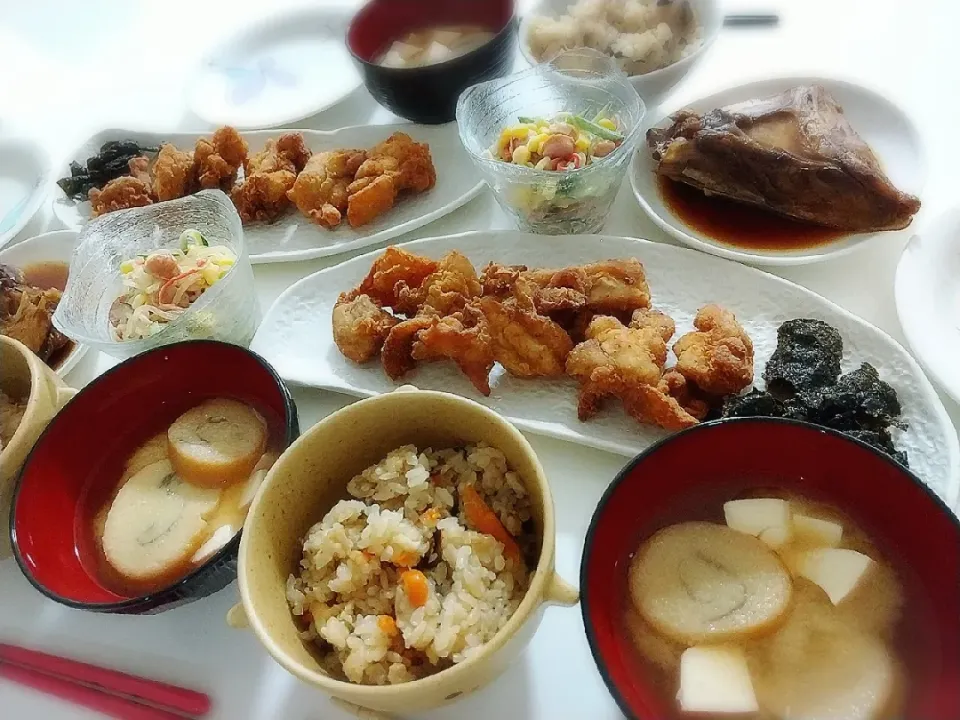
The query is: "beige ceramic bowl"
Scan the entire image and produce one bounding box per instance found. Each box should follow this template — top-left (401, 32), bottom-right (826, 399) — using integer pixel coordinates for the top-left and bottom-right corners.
top-left (228, 386), bottom-right (578, 718)
top-left (0, 335), bottom-right (76, 557)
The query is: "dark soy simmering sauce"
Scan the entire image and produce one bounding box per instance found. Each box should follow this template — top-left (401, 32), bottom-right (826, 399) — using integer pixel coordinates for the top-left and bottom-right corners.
top-left (656, 176), bottom-right (849, 251)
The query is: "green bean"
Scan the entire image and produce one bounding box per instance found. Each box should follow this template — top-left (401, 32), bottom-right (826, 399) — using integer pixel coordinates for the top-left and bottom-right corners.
top-left (571, 114), bottom-right (624, 142)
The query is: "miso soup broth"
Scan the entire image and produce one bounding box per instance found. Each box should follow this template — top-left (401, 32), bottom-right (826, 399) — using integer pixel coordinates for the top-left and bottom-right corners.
top-left (82, 397), bottom-right (282, 597)
top-left (621, 492), bottom-right (940, 719)
top-left (377, 25), bottom-right (496, 69)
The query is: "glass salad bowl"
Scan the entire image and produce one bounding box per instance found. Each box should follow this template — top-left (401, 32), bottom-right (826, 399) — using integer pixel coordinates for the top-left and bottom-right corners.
top-left (53, 190), bottom-right (260, 361)
top-left (456, 48), bottom-right (645, 234)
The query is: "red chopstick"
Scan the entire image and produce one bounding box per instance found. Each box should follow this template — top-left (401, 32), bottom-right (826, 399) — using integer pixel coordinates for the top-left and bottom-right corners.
top-left (0, 643), bottom-right (211, 719)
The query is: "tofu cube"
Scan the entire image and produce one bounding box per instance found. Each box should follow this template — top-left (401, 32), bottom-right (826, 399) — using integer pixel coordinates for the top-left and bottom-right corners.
top-left (724, 498), bottom-right (792, 548)
top-left (677, 645), bottom-right (759, 714)
top-left (798, 548), bottom-right (873, 605)
top-left (793, 513), bottom-right (843, 547)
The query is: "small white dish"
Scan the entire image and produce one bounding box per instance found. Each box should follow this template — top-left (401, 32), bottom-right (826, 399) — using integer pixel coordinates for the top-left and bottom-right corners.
top-left (186, 6), bottom-right (361, 129)
top-left (0, 230), bottom-right (88, 377)
top-left (251, 230), bottom-right (959, 507)
top-left (631, 76), bottom-right (926, 267)
top-left (0, 139), bottom-right (51, 251)
top-left (518, 0), bottom-right (721, 109)
top-left (53, 123), bottom-right (484, 264)
top-left (895, 207), bottom-right (960, 407)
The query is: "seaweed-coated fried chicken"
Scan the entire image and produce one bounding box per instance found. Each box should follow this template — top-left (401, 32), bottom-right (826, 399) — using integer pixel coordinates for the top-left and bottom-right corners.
top-left (152, 143), bottom-right (195, 201)
top-left (195, 126), bottom-right (248, 189)
top-left (88, 176), bottom-right (154, 216)
top-left (287, 149), bottom-right (367, 228)
top-left (331, 292), bottom-right (398, 364)
top-left (672, 304), bottom-right (754, 396)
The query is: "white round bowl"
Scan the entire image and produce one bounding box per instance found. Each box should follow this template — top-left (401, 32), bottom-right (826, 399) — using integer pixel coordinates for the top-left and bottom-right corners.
top-left (518, 0), bottom-right (722, 110)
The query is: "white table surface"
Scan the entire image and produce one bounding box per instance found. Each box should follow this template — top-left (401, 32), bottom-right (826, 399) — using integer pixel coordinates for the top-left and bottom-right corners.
top-left (1, 1), bottom-right (956, 718)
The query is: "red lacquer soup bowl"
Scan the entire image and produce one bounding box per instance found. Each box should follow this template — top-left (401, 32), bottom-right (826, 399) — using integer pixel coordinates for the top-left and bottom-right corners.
top-left (581, 418), bottom-right (960, 719)
top-left (10, 341), bottom-right (299, 614)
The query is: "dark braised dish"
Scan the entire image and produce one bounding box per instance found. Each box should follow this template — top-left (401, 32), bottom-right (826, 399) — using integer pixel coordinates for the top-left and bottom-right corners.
top-left (57, 140), bottom-right (160, 200)
top-left (0, 263), bottom-right (72, 367)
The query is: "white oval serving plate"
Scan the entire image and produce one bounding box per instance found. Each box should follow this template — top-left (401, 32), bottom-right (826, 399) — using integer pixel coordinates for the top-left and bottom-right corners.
top-left (895, 206), bottom-right (960, 409)
top-left (186, 6), bottom-right (361, 129)
top-left (251, 230), bottom-right (959, 507)
top-left (0, 138), bottom-right (52, 251)
top-left (0, 230), bottom-right (88, 377)
top-left (631, 76), bottom-right (926, 266)
top-left (52, 123), bottom-right (484, 264)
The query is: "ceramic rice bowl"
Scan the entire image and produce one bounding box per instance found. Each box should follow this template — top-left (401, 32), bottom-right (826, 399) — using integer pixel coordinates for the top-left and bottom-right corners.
top-left (229, 386), bottom-right (578, 717)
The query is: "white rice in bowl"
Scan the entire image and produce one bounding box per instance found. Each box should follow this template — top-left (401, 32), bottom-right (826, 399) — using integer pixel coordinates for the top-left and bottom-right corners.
top-left (528, 0), bottom-right (703, 77)
top-left (287, 444), bottom-right (535, 685)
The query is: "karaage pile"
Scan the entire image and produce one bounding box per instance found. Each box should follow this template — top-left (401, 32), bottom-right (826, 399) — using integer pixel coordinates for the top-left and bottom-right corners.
top-left (80, 127), bottom-right (437, 231)
top-left (331, 247), bottom-right (756, 434)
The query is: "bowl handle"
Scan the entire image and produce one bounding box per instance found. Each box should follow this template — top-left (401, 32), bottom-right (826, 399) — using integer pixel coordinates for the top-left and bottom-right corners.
top-left (331, 698), bottom-right (393, 719)
top-left (226, 603), bottom-right (249, 629)
top-left (543, 572), bottom-right (579, 607)
top-left (55, 386), bottom-right (78, 409)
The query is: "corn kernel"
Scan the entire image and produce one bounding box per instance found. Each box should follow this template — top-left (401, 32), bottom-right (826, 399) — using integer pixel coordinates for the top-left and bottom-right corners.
top-left (598, 118), bottom-right (617, 131)
top-left (201, 265), bottom-right (221, 286)
top-left (512, 145), bottom-right (531, 165)
top-left (528, 133), bottom-right (549, 153)
top-left (574, 136), bottom-right (591, 153)
top-left (119, 260), bottom-right (135, 274)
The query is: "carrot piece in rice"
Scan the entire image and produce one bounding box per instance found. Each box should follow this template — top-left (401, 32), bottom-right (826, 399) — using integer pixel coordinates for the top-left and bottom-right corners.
top-left (401, 570), bottom-right (429, 607)
top-left (461, 484), bottom-right (521, 562)
top-left (377, 615), bottom-right (399, 636)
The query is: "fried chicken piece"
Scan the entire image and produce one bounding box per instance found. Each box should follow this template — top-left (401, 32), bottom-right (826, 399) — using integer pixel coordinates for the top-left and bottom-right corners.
top-left (152, 143), bottom-right (195, 201)
top-left (332, 292), bottom-right (398, 364)
top-left (672, 304), bottom-right (754, 396)
top-left (357, 247), bottom-right (439, 309)
top-left (621, 381), bottom-right (701, 431)
top-left (566, 314), bottom-right (672, 420)
top-left (657, 369), bottom-right (711, 421)
top-left (630, 307), bottom-right (676, 341)
top-left (480, 262), bottom-right (587, 315)
top-left (288, 149), bottom-right (368, 228)
top-left (88, 176), bottom-right (154, 216)
top-left (412, 305), bottom-right (494, 395)
top-left (230, 170), bottom-right (297, 224)
top-left (355, 132), bottom-right (436, 193)
top-left (381, 316), bottom-right (434, 380)
top-left (247, 133), bottom-right (311, 175)
top-left (346, 173), bottom-right (398, 228)
top-left (195, 126), bottom-right (248, 190)
top-left (525, 259), bottom-right (651, 314)
top-left (480, 263), bottom-right (527, 296)
top-left (478, 293), bottom-right (573, 378)
top-left (395, 251), bottom-right (481, 317)
top-left (128, 156), bottom-right (151, 184)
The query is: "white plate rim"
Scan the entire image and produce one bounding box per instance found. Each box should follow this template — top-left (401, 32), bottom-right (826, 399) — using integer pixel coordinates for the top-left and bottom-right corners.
top-left (185, 5), bottom-right (361, 129)
top-left (0, 229), bottom-right (89, 377)
top-left (630, 74), bottom-right (928, 267)
top-left (253, 229), bottom-right (959, 507)
top-left (894, 206), bottom-right (960, 407)
top-left (0, 138), bottom-right (52, 251)
top-left (51, 124), bottom-right (486, 264)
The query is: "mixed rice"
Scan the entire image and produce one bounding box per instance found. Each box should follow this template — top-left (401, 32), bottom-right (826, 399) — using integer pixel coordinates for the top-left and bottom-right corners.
top-left (287, 444), bottom-right (534, 685)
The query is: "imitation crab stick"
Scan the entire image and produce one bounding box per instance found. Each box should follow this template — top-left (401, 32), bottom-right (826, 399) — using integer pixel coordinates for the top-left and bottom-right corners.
top-left (460, 485), bottom-right (522, 563)
top-left (401, 570), bottom-right (430, 608)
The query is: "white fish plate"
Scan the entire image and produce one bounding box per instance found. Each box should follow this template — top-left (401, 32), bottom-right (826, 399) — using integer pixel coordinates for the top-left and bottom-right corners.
top-left (53, 123), bottom-right (484, 264)
top-left (251, 230), bottom-right (959, 507)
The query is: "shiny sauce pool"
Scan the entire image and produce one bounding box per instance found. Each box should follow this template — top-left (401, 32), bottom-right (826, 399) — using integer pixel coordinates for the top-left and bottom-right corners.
top-left (656, 176), bottom-right (849, 250)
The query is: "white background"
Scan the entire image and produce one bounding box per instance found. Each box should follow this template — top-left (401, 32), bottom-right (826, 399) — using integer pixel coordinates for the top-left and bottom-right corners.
top-left (1, 1), bottom-right (956, 718)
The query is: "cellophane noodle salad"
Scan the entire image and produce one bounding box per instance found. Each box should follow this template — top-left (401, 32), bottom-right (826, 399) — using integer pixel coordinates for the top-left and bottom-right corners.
top-left (110, 229), bottom-right (237, 341)
top-left (488, 111), bottom-right (627, 232)
top-left (286, 444), bottom-right (534, 685)
top-left (527, 0), bottom-right (703, 77)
